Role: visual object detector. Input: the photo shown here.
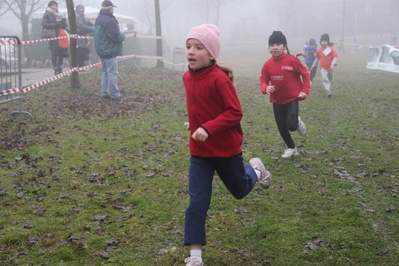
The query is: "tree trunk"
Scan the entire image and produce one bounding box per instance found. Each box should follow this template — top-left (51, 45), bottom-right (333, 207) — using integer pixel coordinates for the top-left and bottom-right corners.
top-left (66, 0), bottom-right (81, 88)
top-left (214, 2), bottom-right (221, 26)
top-left (154, 0), bottom-right (164, 68)
top-left (21, 15), bottom-right (32, 67)
top-left (341, 0), bottom-right (346, 54)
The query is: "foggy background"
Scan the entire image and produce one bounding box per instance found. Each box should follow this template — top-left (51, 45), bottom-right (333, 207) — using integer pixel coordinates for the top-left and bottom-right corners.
top-left (1, 0), bottom-right (398, 67)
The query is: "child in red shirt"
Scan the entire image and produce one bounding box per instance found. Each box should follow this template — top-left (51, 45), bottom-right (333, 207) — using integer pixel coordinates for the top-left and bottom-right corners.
top-left (183, 24), bottom-right (271, 266)
top-left (311, 33), bottom-right (339, 98)
top-left (259, 31), bottom-right (310, 158)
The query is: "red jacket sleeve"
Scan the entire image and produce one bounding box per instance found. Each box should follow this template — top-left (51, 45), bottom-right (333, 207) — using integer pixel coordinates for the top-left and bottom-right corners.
top-left (259, 61), bottom-right (270, 94)
top-left (294, 57), bottom-right (311, 96)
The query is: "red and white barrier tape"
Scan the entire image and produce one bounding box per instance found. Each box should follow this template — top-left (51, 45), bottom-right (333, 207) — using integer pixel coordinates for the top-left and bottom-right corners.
top-left (2, 32), bottom-right (397, 47)
top-left (0, 39), bottom-right (20, 45)
top-left (1, 33), bottom-right (162, 46)
top-left (0, 53), bottom-right (185, 96)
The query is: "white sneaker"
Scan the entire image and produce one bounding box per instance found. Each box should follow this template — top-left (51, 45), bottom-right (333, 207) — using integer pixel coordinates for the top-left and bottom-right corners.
top-left (297, 117), bottom-right (307, 136)
top-left (184, 257), bottom-right (204, 266)
top-left (249, 158), bottom-right (271, 189)
top-left (282, 147), bottom-right (299, 158)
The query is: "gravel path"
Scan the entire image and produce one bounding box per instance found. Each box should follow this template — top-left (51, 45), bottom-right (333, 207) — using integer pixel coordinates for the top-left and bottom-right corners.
top-left (21, 68), bottom-right (57, 87)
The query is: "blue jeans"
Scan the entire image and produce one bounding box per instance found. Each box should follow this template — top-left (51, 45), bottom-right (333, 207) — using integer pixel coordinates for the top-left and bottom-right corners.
top-left (100, 57), bottom-right (121, 99)
top-left (184, 154), bottom-right (258, 246)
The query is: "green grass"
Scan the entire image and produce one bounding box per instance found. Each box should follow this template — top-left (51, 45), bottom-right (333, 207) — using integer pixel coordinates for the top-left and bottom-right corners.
top-left (1, 46), bottom-right (399, 265)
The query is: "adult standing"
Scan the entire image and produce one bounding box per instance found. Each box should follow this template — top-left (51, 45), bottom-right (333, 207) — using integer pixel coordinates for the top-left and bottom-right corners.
top-left (41, 1), bottom-right (68, 75)
top-left (75, 5), bottom-right (94, 68)
top-left (94, 0), bottom-right (125, 99)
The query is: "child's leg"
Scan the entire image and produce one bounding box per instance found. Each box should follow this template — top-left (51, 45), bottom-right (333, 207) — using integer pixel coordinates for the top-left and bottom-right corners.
top-left (310, 65), bottom-right (317, 82)
top-left (327, 70), bottom-right (334, 82)
top-left (184, 156), bottom-right (214, 246)
top-left (214, 154), bottom-right (257, 199)
top-left (320, 68), bottom-right (332, 94)
top-left (285, 100), bottom-right (299, 131)
top-left (273, 103), bottom-right (295, 149)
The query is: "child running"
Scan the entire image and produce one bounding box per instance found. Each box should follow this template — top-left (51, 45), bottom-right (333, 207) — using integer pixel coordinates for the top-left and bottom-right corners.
top-left (259, 31), bottom-right (311, 158)
top-left (303, 38), bottom-right (318, 84)
top-left (183, 24), bottom-right (271, 266)
top-left (311, 33), bottom-right (338, 98)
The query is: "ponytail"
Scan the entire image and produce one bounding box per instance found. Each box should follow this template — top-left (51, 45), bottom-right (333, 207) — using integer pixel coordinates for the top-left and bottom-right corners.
top-left (217, 64), bottom-right (234, 82)
top-left (285, 45), bottom-right (292, 56)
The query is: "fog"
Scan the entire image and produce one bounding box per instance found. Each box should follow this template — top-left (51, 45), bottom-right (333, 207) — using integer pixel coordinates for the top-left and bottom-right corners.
top-left (1, 0), bottom-right (398, 57)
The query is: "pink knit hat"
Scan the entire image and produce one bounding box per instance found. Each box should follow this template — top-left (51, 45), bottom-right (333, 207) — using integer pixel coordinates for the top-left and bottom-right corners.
top-left (186, 24), bottom-right (220, 61)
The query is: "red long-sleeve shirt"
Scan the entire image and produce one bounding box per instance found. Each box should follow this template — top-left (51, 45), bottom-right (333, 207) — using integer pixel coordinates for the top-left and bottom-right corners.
top-left (183, 64), bottom-right (243, 157)
top-left (259, 53), bottom-right (310, 105)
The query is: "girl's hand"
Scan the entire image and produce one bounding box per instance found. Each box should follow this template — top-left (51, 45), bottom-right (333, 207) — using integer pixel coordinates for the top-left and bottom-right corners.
top-left (184, 122), bottom-right (190, 130)
top-left (298, 92), bottom-right (307, 100)
top-left (192, 127), bottom-right (209, 141)
top-left (266, 85), bottom-right (275, 94)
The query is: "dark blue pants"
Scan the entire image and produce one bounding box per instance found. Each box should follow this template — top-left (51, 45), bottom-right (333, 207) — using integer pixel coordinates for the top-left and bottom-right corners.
top-left (306, 63), bottom-right (317, 82)
top-left (184, 153), bottom-right (257, 246)
top-left (273, 100), bottom-right (299, 149)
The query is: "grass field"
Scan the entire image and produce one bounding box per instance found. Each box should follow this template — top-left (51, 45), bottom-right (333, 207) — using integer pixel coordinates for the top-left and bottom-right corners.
top-left (1, 45), bottom-right (399, 266)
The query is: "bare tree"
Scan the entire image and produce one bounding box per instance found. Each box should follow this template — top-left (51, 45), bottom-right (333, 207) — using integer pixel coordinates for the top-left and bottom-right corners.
top-left (130, 0), bottom-right (169, 35)
top-left (265, 0), bottom-right (307, 35)
top-left (191, 0), bottom-right (242, 26)
top-left (74, 0), bottom-right (98, 7)
top-left (340, 0), bottom-right (346, 54)
top-left (4, 0), bottom-right (47, 66)
top-left (154, 0), bottom-right (163, 68)
top-left (0, 0), bottom-right (10, 17)
top-left (211, 0), bottom-right (242, 26)
top-left (66, 0), bottom-right (81, 88)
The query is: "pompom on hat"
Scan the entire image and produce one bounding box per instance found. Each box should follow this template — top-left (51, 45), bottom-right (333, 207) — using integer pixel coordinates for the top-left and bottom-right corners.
top-left (268, 31), bottom-right (287, 46)
top-left (186, 24), bottom-right (220, 61)
top-left (320, 33), bottom-right (330, 42)
top-left (48, 1), bottom-right (58, 7)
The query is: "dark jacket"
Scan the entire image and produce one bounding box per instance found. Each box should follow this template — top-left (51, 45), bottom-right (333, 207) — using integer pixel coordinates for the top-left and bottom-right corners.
top-left (41, 10), bottom-right (67, 38)
top-left (75, 11), bottom-right (94, 48)
top-left (94, 9), bottom-right (125, 59)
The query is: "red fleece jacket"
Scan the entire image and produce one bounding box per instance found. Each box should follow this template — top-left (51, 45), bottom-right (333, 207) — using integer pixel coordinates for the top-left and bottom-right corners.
top-left (260, 53), bottom-right (311, 105)
top-left (183, 64), bottom-right (243, 157)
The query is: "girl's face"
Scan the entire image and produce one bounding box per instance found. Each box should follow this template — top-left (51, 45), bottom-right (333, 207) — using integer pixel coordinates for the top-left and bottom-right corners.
top-left (186, 39), bottom-right (213, 70)
top-left (50, 4), bottom-right (58, 12)
top-left (269, 43), bottom-right (285, 57)
top-left (320, 40), bottom-right (329, 48)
